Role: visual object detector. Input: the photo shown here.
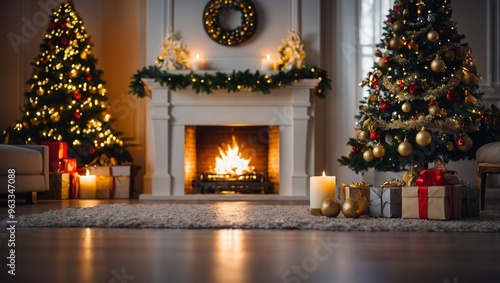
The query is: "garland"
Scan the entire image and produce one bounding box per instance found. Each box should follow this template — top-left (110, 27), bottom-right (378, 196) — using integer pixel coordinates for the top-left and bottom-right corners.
top-left (129, 65), bottom-right (331, 98)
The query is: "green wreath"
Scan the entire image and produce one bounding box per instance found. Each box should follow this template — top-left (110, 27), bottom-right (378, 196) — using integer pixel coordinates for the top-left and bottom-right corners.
top-left (203, 0), bottom-right (258, 46)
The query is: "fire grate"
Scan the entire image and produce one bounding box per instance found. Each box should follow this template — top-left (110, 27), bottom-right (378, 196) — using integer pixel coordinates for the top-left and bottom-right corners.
top-left (193, 172), bottom-right (273, 194)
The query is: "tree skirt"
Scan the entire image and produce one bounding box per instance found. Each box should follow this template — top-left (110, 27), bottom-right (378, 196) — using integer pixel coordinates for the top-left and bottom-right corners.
top-left (3, 203), bottom-right (500, 232)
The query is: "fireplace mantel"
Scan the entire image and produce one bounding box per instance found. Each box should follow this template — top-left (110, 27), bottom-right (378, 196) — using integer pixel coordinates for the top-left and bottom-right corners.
top-left (140, 77), bottom-right (320, 199)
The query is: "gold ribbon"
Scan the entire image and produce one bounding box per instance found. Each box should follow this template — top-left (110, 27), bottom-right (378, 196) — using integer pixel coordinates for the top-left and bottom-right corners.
top-left (341, 181), bottom-right (371, 188)
top-left (380, 178), bottom-right (406, 188)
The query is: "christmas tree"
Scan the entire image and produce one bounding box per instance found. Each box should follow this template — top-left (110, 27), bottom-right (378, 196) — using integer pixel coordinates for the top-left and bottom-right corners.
top-left (338, 0), bottom-right (494, 173)
top-left (5, 1), bottom-right (132, 166)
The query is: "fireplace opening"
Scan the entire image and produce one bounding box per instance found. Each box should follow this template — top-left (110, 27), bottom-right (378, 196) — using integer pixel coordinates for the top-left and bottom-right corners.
top-left (185, 125), bottom-right (280, 194)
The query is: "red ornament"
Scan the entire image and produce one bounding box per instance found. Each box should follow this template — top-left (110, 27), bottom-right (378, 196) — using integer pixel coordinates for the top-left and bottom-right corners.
top-left (73, 91), bottom-right (82, 100)
top-left (89, 147), bottom-right (96, 155)
top-left (397, 80), bottom-right (405, 89)
top-left (371, 80), bottom-right (379, 89)
top-left (428, 100), bottom-right (437, 107)
top-left (61, 38), bottom-right (69, 46)
top-left (61, 23), bottom-right (67, 29)
top-left (48, 22), bottom-right (56, 30)
top-left (379, 101), bottom-right (390, 111)
top-left (445, 89), bottom-right (460, 102)
top-left (450, 29), bottom-right (458, 41)
top-left (370, 131), bottom-right (381, 140)
top-left (461, 122), bottom-right (467, 129)
top-left (86, 75), bottom-right (92, 82)
top-left (409, 82), bottom-right (422, 95)
top-left (484, 115), bottom-right (491, 123)
top-left (457, 136), bottom-right (465, 146)
top-left (387, 16), bottom-right (392, 24)
top-left (384, 57), bottom-right (393, 65)
top-left (73, 112), bottom-right (81, 120)
top-left (393, 5), bottom-right (400, 13)
top-left (352, 145), bottom-right (362, 155)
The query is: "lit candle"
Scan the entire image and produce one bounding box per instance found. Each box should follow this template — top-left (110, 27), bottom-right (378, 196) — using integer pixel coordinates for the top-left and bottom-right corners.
top-left (191, 54), bottom-right (204, 71)
top-left (310, 171), bottom-right (336, 209)
top-left (260, 54), bottom-right (274, 72)
top-left (79, 169), bottom-right (96, 199)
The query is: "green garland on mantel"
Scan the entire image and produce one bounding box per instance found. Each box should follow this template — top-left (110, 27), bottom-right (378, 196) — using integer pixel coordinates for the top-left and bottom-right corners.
top-left (129, 65), bottom-right (331, 98)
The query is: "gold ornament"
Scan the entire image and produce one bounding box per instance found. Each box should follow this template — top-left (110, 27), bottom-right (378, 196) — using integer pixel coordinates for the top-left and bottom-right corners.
top-left (401, 102), bottom-right (412, 113)
top-left (445, 141), bottom-right (454, 151)
top-left (407, 41), bottom-right (419, 53)
top-left (443, 50), bottom-right (455, 61)
top-left (367, 94), bottom-right (379, 105)
top-left (457, 135), bottom-right (473, 152)
top-left (398, 141), bottom-right (413, 157)
top-left (427, 30), bottom-right (439, 42)
top-left (358, 130), bottom-right (369, 141)
top-left (50, 112), bottom-right (60, 123)
top-left (321, 198), bottom-right (341, 218)
top-left (465, 93), bottom-right (478, 105)
top-left (416, 129), bottom-right (432, 146)
top-left (342, 198), bottom-right (361, 218)
top-left (80, 51), bottom-right (88, 60)
top-left (308, 208), bottom-right (323, 216)
top-left (461, 71), bottom-right (479, 86)
top-left (431, 58), bottom-right (446, 73)
top-left (373, 144), bottom-right (386, 158)
top-left (378, 57), bottom-right (387, 68)
top-left (389, 36), bottom-right (404, 50)
top-left (363, 149), bottom-right (374, 162)
top-left (429, 105), bottom-right (440, 116)
top-left (393, 21), bottom-right (406, 35)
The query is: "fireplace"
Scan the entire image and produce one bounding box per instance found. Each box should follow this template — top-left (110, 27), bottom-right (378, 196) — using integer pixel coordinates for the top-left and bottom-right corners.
top-left (140, 76), bottom-right (319, 199)
top-left (185, 125), bottom-right (280, 194)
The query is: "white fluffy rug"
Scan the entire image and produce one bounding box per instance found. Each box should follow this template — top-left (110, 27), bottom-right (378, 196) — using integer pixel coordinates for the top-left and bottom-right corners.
top-left (3, 203), bottom-right (500, 232)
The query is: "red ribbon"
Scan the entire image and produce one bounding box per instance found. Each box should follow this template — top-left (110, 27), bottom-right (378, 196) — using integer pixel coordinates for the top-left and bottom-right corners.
top-left (110, 167), bottom-right (116, 199)
top-left (416, 169), bottom-right (445, 186)
top-left (418, 186), bottom-right (428, 219)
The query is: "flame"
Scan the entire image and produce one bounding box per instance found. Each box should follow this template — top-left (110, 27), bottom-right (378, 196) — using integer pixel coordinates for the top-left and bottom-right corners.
top-left (214, 136), bottom-right (252, 176)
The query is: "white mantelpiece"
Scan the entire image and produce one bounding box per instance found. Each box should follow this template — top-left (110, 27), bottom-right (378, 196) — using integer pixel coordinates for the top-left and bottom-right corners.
top-left (140, 76), bottom-right (319, 199)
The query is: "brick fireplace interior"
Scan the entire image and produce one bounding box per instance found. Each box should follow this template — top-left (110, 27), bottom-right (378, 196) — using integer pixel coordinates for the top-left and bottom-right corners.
top-left (184, 125), bottom-right (280, 194)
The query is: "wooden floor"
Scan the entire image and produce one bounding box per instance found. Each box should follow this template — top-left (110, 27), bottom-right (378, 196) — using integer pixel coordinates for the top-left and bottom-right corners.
top-left (1, 189), bottom-right (500, 283)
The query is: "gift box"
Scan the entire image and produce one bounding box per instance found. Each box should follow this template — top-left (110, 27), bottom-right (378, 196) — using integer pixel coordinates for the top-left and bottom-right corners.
top-left (43, 173), bottom-right (70, 199)
top-left (69, 173), bottom-right (80, 199)
top-left (40, 141), bottom-right (68, 172)
top-left (88, 166), bottom-right (131, 199)
top-left (60, 158), bottom-right (77, 173)
top-left (340, 182), bottom-right (370, 215)
top-left (402, 186), bottom-right (462, 220)
top-left (369, 186), bottom-right (402, 218)
top-left (461, 186), bottom-right (480, 218)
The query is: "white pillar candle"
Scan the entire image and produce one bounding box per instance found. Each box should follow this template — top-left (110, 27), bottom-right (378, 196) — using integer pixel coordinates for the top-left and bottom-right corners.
top-left (310, 171), bottom-right (336, 209)
top-left (260, 54), bottom-right (274, 72)
top-left (79, 169), bottom-right (96, 199)
top-left (191, 54), bottom-right (204, 71)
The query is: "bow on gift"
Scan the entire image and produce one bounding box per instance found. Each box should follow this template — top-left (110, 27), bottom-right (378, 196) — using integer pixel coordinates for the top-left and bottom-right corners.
top-left (380, 179), bottom-right (406, 188)
top-left (341, 181), bottom-right (371, 188)
top-left (416, 169), bottom-right (445, 186)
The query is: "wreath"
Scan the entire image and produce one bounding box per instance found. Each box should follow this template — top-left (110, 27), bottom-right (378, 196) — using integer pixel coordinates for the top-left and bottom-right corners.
top-left (203, 0), bottom-right (258, 46)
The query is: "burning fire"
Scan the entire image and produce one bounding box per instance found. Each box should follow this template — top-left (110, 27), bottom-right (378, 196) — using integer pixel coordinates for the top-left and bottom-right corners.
top-left (214, 135), bottom-right (252, 176)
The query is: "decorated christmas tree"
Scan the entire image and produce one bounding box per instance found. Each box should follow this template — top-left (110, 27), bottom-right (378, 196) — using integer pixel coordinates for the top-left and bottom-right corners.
top-left (5, 1), bottom-right (132, 166)
top-left (338, 0), bottom-right (494, 173)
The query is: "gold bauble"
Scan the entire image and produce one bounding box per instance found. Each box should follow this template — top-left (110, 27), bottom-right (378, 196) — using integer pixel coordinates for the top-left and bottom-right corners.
top-left (445, 141), bottom-right (454, 151)
top-left (443, 50), bottom-right (455, 61)
top-left (465, 93), bottom-right (478, 105)
top-left (50, 112), bottom-right (60, 123)
top-left (373, 144), bottom-right (386, 158)
top-left (389, 36), bottom-right (404, 50)
top-left (407, 41), bottom-right (419, 53)
top-left (393, 21), bottom-right (406, 35)
top-left (367, 94), bottom-right (379, 105)
top-left (378, 57), bottom-right (387, 68)
top-left (80, 51), bottom-right (88, 60)
top-left (427, 30), bottom-right (439, 42)
top-left (461, 71), bottom-right (479, 86)
top-left (457, 135), bottom-right (473, 152)
top-left (431, 58), bottom-right (446, 73)
top-left (342, 198), bottom-right (361, 218)
top-left (321, 198), bottom-right (341, 218)
top-left (398, 141), bottom-right (413, 157)
top-left (416, 130), bottom-right (432, 146)
top-left (401, 102), bottom-right (412, 113)
top-left (363, 149), bottom-right (374, 162)
top-left (429, 105), bottom-right (440, 116)
top-left (358, 130), bottom-right (369, 141)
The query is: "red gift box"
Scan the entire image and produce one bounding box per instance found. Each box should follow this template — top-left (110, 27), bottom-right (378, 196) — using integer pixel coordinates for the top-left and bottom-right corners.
top-left (40, 141), bottom-right (68, 172)
top-left (60, 158), bottom-right (77, 173)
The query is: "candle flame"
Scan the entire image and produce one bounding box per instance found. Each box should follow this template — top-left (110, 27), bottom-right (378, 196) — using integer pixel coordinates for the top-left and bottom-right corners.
top-left (195, 54), bottom-right (200, 60)
top-left (86, 169), bottom-right (90, 176)
top-left (266, 54), bottom-right (270, 60)
top-left (322, 171), bottom-right (326, 176)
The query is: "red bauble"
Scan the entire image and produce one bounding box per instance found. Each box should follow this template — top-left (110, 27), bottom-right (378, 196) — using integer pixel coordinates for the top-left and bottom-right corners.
top-left (61, 38), bottom-right (69, 46)
top-left (61, 23), bottom-right (67, 29)
top-left (384, 57), bottom-right (393, 65)
top-left (461, 122), bottom-right (467, 129)
top-left (409, 82), bottom-right (422, 95)
top-left (86, 75), bottom-right (92, 82)
top-left (352, 145), bottom-right (362, 155)
top-left (379, 101), bottom-right (390, 111)
top-left (73, 112), bottom-right (81, 120)
top-left (457, 136), bottom-right (465, 146)
top-left (393, 5), bottom-right (400, 13)
top-left (445, 89), bottom-right (460, 102)
top-left (428, 100), bottom-right (437, 107)
top-left (48, 22), bottom-right (56, 30)
top-left (484, 115), bottom-right (491, 123)
top-left (371, 80), bottom-right (379, 89)
top-left (387, 16), bottom-right (392, 24)
top-left (370, 131), bottom-right (381, 140)
top-left (89, 147), bottom-right (96, 155)
top-left (397, 80), bottom-right (405, 89)
top-left (73, 91), bottom-right (82, 100)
